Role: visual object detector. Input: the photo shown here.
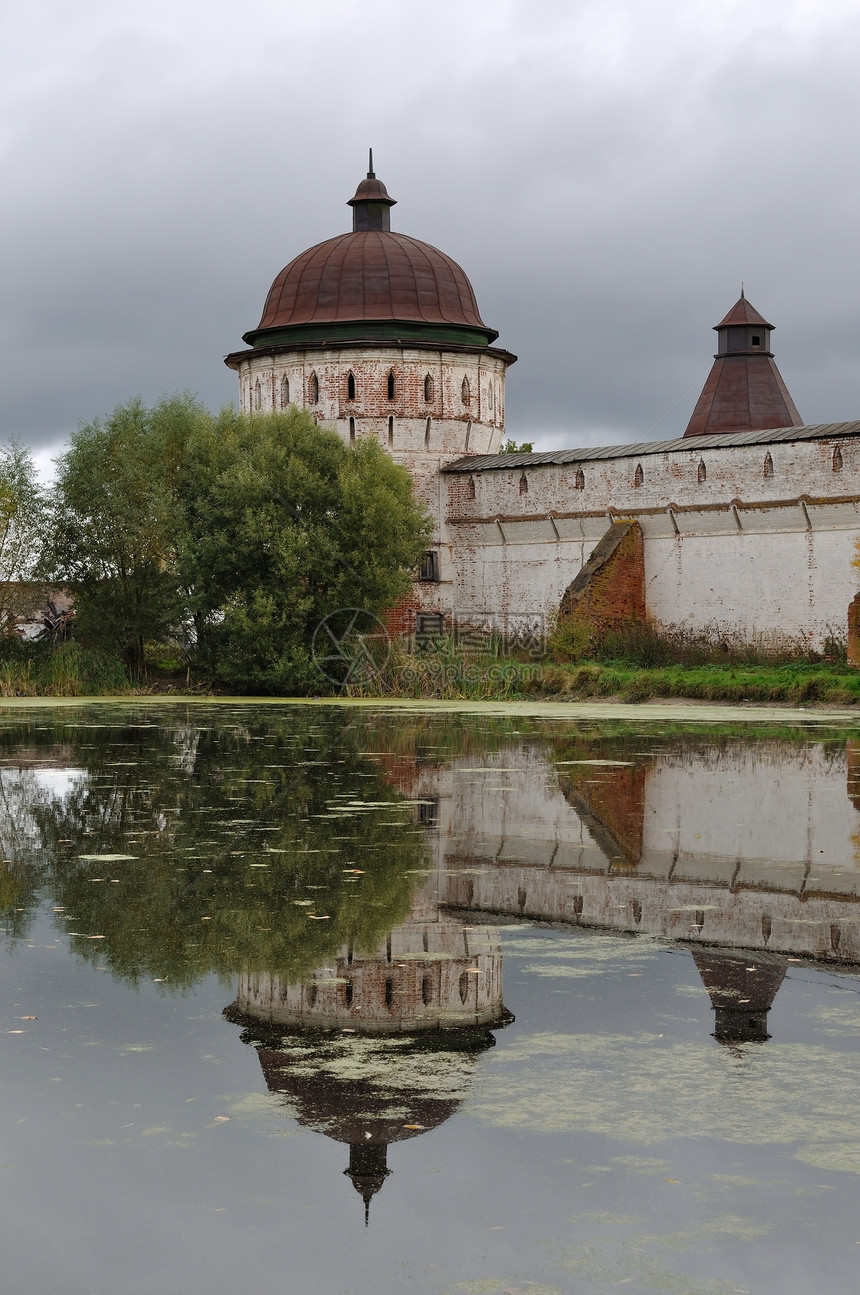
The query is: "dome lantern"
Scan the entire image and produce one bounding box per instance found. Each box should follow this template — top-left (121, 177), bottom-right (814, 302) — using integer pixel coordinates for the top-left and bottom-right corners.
top-left (347, 149), bottom-right (397, 232)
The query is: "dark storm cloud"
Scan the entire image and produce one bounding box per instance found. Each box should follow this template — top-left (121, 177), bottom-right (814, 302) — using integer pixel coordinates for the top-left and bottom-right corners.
top-left (2, 0), bottom-right (859, 464)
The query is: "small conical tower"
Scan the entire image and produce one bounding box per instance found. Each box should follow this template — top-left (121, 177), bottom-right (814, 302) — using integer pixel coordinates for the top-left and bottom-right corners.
top-left (683, 293), bottom-right (802, 437)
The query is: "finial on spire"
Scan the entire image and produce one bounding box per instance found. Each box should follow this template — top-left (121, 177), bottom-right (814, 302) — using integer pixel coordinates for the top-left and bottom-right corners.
top-left (368, 148), bottom-right (375, 179)
top-left (741, 282), bottom-right (745, 299)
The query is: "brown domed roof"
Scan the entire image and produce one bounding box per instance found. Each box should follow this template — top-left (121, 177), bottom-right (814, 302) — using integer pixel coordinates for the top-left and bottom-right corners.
top-left (238, 164), bottom-right (501, 349)
top-left (252, 230), bottom-right (491, 336)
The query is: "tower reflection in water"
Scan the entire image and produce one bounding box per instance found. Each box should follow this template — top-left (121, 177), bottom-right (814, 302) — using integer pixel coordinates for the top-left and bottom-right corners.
top-left (225, 871), bottom-right (512, 1222)
top-left (692, 949), bottom-right (788, 1044)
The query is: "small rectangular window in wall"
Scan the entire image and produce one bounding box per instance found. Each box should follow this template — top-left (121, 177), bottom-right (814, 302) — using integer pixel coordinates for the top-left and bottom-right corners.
top-left (415, 612), bottom-right (445, 642)
top-left (416, 798), bottom-right (439, 828)
top-left (418, 550), bottom-right (440, 582)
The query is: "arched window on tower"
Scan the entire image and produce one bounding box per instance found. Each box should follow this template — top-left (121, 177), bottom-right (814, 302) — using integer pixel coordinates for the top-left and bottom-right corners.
top-left (387, 371), bottom-right (395, 400)
top-left (424, 374), bottom-right (434, 402)
top-left (634, 462), bottom-right (644, 488)
top-left (461, 376), bottom-right (471, 405)
top-left (833, 445), bottom-right (844, 473)
top-left (388, 416), bottom-right (394, 447)
top-left (574, 468), bottom-right (585, 490)
top-left (349, 416), bottom-right (356, 443)
top-left (519, 473), bottom-right (529, 495)
top-left (697, 460), bottom-right (707, 484)
top-left (465, 420), bottom-right (472, 452)
top-left (254, 378), bottom-right (261, 411)
top-left (763, 451), bottom-right (774, 478)
top-left (468, 476), bottom-right (476, 499)
top-left (347, 372), bottom-right (356, 401)
top-left (280, 375), bottom-right (290, 408)
top-left (424, 417), bottom-right (431, 448)
top-left (309, 372), bottom-right (319, 404)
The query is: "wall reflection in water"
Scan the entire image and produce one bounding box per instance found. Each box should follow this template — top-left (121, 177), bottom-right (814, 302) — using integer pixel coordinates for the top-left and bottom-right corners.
top-left (2, 708), bottom-right (860, 1218)
top-left (425, 734), bottom-right (860, 962)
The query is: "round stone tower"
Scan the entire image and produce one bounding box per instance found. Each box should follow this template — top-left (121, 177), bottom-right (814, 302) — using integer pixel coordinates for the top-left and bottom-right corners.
top-left (225, 156), bottom-right (516, 465)
top-left (225, 158), bottom-right (516, 626)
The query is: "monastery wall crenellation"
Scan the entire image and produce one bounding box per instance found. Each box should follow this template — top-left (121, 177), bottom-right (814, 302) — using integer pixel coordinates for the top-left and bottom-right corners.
top-left (453, 437), bottom-right (860, 523)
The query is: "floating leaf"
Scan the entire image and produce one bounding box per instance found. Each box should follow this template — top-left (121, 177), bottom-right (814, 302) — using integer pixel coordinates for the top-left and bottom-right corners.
top-left (77, 854), bottom-right (138, 862)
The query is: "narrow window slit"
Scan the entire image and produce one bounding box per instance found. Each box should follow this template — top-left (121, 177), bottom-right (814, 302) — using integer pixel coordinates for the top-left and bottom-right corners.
top-left (458, 972), bottom-right (469, 1004)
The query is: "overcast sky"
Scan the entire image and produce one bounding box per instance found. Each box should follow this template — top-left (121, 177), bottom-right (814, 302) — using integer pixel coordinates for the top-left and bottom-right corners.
top-left (3, 0), bottom-right (860, 472)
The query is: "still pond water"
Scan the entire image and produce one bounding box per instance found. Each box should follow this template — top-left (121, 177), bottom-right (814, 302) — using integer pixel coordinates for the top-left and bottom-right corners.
top-left (4, 702), bottom-right (860, 1294)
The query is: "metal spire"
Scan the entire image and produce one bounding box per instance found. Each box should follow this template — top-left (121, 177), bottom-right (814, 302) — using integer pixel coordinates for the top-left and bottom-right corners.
top-left (368, 148), bottom-right (375, 178)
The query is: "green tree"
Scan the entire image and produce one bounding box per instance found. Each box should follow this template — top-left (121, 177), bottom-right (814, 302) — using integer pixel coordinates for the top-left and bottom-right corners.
top-left (0, 441), bottom-right (46, 635)
top-left (44, 395), bottom-right (204, 677)
top-left (179, 406), bottom-right (433, 692)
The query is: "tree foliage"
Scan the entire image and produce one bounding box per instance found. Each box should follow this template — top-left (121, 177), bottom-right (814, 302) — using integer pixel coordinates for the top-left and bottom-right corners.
top-left (0, 441), bottom-right (46, 635)
top-left (180, 406), bottom-right (433, 691)
top-left (43, 395), bottom-right (201, 676)
top-left (43, 397), bottom-right (432, 689)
